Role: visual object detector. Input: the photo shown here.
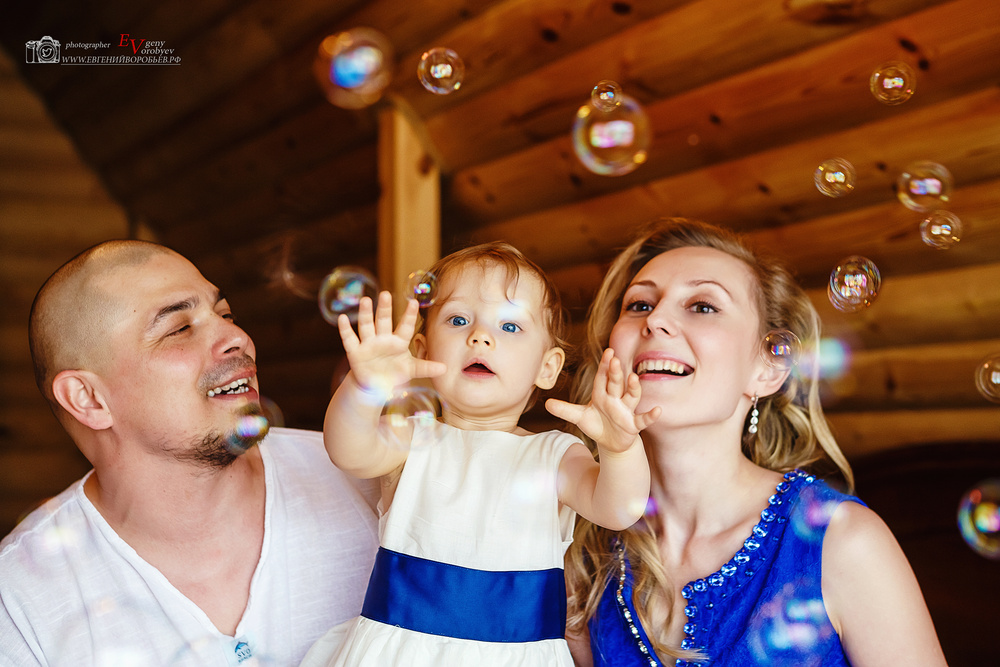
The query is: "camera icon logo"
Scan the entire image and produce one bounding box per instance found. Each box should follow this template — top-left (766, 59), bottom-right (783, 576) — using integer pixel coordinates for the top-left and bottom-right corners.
top-left (26, 36), bottom-right (60, 64)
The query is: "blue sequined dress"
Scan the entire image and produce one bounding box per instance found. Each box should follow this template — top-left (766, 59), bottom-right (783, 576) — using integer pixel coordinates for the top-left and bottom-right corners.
top-left (589, 470), bottom-right (863, 667)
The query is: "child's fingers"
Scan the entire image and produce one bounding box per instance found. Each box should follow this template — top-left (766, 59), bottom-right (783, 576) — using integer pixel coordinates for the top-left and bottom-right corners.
top-left (621, 372), bottom-right (642, 409)
top-left (374, 291), bottom-right (394, 334)
top-left (355, 296), bottom-right (376, 339)
top-left (413, 359), bottom-right (447, 379)
top-left (338, 312), bottom-right (360, 351)
top-left (634, 406), bottom-right (661, 431)
top-left (544, 397), bottom-right (587, 426)
top-left (605, 355), bottom-right (626, 397)
top-left (395, 298), bottom-right (420, 339)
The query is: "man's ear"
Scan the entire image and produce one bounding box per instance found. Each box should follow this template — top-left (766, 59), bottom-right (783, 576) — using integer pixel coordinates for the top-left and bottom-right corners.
top-left (51, 370), bottom-right (113, 431)
top-left (535, 346), bottom-right (566, 391)
top-left (412, 332), bottom-right (428, 360)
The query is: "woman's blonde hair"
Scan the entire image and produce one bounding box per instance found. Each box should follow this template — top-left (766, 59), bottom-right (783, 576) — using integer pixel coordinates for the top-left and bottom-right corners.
top-left (564, 218), bottom-right (852, 661)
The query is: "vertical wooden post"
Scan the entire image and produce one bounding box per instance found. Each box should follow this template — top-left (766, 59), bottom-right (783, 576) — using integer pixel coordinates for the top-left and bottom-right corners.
top-left (377, 104), bottom-right (440, 318)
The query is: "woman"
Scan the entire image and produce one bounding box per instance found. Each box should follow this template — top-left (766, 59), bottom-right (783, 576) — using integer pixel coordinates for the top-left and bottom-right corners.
top-left (565, 219), bottom-right (947, 666)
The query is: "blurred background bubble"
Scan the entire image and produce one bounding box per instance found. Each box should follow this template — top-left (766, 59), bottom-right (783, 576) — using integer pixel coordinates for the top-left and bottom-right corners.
top-left (747, 578), bottom-right (834, 667)
top-left (827, 256), bottom-right (881, 313)
top-left (920, 210), bottom-right (963, 249)
top-left (974, 354), bottom-right (1000, 403)
top-left (897, 161), bottom-right (953, 212)
top-left (313, 28), bottom-right (394, 109)
top-left (318, 266), bottom-right (379, 325)
top-left (957, 478), bottom-right (1000, 560)
top-left (814, 158), bottom-right (856, 197)
top-left (870, 61), bottom-right (916, 105)
top-left (418, 47), bottom-right (465, 94)
top-left (572, 93), bottom-right (650, 176)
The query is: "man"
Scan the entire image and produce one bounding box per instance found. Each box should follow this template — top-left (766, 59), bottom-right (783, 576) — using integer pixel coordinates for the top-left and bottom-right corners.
top-left (0, 240), bottom-right (379, 665)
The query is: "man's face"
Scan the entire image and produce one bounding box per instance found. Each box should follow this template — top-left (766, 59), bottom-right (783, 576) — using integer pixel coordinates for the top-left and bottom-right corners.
top-left (96, 251), bottom-right (261, 464)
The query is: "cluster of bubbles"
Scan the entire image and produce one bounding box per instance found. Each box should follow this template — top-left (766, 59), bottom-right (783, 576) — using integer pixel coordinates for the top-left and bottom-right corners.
top-left (761, 329), bottom-right (801, 371)
top-left (957, 478), bottom-right (1000, 560)
top-left (746, 578), bottom-right (834, 667)
top-left (827, 255), bottom-right (881, 313)
top-left (572, 80), bottom-right (650, 176)
top-left (869, 61), bottom-right (916, 106)
top-left (313, 28), bottom-right (466, 108)
top-left (813, 158), bottom-right (855, 198)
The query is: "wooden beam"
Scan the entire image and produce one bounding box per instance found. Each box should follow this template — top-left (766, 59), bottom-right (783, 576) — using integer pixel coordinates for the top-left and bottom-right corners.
top-left (444, 0), bottom-right (1000, 220)
top-left (377, 104), bottom-right (441, 315)
top-left (464, 86), bottom-right (1000, 270)
top-left (827, 408), bottom-right (1000, 457)
top-left (426, 0), bottom-right (953, 173)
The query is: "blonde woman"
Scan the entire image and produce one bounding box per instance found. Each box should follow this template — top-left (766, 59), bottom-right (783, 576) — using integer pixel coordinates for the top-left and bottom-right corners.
top-left (565, 219), bottom-right (947, 666)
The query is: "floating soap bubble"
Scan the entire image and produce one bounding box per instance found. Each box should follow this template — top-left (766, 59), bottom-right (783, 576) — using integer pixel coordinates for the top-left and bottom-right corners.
top-left (747, 578), bottom-right (835, 667)
top-left (827, 256), bottom-right (881, 313)
top-left (957, 478), bottom-right (1000, 560)
top-left (406, 270), bottom-right (438, 308)
top-left (225, 405), bottom-right (270, 455)
top-left (920, 210), bottom-right (962, 249)
top-left (897, 161), bottom-right (952, 212)
top-left (382, 384), bottom-right (443, 451)
top-left (418, 47), bottom-right (464, 94)
top-left (870, 61), bottom-right (916, 105)
top-left (319, 266), bottom-right (379, 325)
top-left (813, 158), bottom-right (855, 198)
top-left (975, 354), bottom-right (1000, 403)
top-left (572, 94), bottom-right (650, 176)
top-left (816, 337), bottom-right (852, 380)
top-left (591, 80), bottom-right (623, 112)
top-left (313, 28), bottom-right (394, 109)
top-left (258, 396), bottom-right (285, 428)
top-left (761, 329), bottom-right (801, 371)
top-left (789, 485), bottom-right (839, 543)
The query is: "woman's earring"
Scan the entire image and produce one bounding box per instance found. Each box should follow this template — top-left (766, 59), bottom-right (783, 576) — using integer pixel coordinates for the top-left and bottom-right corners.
top-left (748, 394), bottom-right (759, 435)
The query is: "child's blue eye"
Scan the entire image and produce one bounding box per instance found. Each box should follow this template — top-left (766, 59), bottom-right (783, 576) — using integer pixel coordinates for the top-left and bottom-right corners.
top-left (448, 316), bottom-right (468, 326)
top-left (501, 322), bottom-right (520, 333)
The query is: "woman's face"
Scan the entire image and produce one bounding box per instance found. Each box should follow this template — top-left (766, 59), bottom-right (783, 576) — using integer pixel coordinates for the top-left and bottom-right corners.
top-left (608, 245), bottom-right (765, 431)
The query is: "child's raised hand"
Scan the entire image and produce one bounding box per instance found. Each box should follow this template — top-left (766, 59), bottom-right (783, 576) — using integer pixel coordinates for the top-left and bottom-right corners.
top-left (338, 291), bottom-right (446, 397)
top-left (545, 348), bottom-right (660, 453)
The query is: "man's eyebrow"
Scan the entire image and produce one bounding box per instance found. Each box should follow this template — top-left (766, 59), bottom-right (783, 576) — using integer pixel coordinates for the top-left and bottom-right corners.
top-left (146, 289), bottom-right (222, 332)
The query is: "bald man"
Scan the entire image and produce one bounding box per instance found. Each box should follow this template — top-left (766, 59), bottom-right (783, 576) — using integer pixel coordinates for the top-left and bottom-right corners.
top-left (0, 241), bottom-right (379, 666)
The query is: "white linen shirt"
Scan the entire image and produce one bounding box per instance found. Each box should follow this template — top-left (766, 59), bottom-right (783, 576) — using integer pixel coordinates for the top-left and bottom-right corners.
top-left (0, 427), bottom-right (379, 666)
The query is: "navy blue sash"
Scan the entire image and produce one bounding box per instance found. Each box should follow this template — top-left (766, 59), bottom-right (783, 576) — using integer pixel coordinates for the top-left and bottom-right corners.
top-left (360, 547), bottom-right (567, 643)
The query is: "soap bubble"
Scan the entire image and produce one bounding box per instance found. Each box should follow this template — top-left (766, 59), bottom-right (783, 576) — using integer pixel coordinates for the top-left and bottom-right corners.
top-left (975, 354), bottom-right (1000, 403)
top-left (870, 61), bottom-right (916, 105)
top-left (319, 266), bottom-right (379, 325)
top-left (225, 405), bottom-right (270, 455)
top-left (919, 210), bottom-right (962, 249)
top-left (572, 94), bottom-right (650, 176)
top-left (789, 485), bottom-right (840, 543)
top-left (591, 80), bottom-right (623, 112)
top-left (313, 28), bottom-right (393, 109)
top-left (747, 578), bottom-right (835, 667)
top-left (259, 396), bottom-right (286, 428)
top-left (957, 478), bottom-right (1000, 560)
top-left (897, 161), bottom-right (952, 212)
top-left (827, 256), bottom-right (881, 313)
top-left (405, 270), bottom-right (438, 308)
top-left (814, 158), bottom-right (856, 198)
top-left (418, 47), bottom-right (464, 94)
top-left (761, 329), bottom-right (801, 371)
top-left (382, 384), bottom-right (443, 450)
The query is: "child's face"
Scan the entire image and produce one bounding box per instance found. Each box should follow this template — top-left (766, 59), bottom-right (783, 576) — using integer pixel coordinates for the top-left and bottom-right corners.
top-left (414, 262), bottom-right (564, 426)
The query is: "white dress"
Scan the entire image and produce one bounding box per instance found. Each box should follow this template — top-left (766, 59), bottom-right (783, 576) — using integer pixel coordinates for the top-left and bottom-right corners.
top-left (302, 420), bottom-right (579, 666)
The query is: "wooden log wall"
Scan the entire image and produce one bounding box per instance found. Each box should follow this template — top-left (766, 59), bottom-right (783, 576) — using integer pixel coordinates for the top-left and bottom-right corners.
top-left (0, 47), bottom-right (127, 536)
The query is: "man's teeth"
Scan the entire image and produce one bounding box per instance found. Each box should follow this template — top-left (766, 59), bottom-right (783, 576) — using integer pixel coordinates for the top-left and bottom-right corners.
top-left (207, 377), bottom-right (250, 397)
top-left (635, 359), bottom-right (689, 376)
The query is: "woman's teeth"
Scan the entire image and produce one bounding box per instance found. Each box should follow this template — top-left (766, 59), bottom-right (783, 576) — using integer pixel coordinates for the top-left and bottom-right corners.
top-left (635, 359), bottom-right (690, 376)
